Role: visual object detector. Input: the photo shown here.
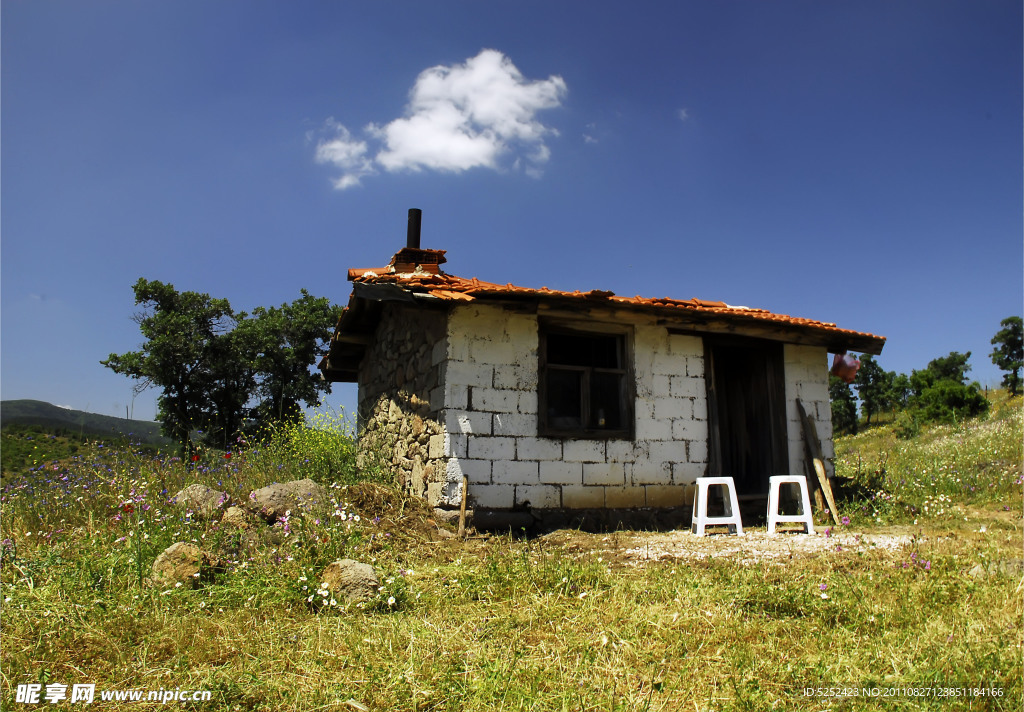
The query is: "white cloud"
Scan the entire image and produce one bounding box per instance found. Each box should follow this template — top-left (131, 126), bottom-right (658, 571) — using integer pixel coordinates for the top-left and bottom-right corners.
top-left (314, 120), bottom-right (375, 189)
top-left (316, 50), bottom-right (566, 189)
top-left (677, 108), bottom-right (690, 121)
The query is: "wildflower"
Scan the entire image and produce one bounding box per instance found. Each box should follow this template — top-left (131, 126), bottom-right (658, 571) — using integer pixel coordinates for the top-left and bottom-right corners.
top-left (819, 583), bottom-right (828, 591)
top-left (387, 596), bottom-right (396, 607)
top-left (841, 516), bottom-right (850, 526)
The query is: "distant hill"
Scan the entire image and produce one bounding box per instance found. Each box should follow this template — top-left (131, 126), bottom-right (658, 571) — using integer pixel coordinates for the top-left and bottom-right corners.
top-left (0, 400), bottom-right (171, 445)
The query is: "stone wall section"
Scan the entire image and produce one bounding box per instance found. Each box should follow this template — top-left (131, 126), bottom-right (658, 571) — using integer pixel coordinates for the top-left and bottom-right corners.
top-left (439, 303), bottom-right (710, 511)
top-left (357, 303), bottom-right (449, 502)
top-left (783, 344), bottom-right (834, 477)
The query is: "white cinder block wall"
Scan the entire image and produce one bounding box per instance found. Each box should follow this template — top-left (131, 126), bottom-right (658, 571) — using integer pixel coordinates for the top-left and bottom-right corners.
top-left (438, 303), bottom-right (710, 510)
top-left (783, 344), bottom-right (834, 477)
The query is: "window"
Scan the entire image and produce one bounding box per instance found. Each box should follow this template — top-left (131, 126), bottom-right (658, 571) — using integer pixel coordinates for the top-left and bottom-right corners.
top-left (539, 324), bottom-right (633, 438)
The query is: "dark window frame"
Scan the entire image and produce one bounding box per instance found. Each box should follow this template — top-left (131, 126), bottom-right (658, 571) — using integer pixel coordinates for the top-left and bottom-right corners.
top-left (538, 321), bottom-right (634, 440)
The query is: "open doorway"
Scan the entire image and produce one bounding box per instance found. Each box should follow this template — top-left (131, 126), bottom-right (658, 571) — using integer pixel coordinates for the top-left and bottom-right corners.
top-left (704, 337), bottom-right (788, 497)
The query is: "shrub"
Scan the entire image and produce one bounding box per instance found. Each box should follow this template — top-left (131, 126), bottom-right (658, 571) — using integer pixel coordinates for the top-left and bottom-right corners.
top-left (893, 410), bottom-right (920, 440)
top-left (244, 410), bottom-right (361, 487)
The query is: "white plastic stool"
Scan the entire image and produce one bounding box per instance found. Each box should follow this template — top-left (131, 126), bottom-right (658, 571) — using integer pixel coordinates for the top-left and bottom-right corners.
top-left (691, 477), bottom-right (744, 536)
top-left (767, 475), bottom-right (815, 535)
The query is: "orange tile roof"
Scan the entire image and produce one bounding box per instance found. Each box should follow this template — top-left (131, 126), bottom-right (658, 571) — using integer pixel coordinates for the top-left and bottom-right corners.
top-left (342, 264), bottom-right (886, 347)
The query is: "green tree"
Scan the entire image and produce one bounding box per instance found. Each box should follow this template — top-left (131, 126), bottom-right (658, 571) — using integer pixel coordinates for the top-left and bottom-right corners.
top-left (237, 290), bottom-right (344, 425)
top-left (103, 280), bottom-right (342, 455)
top-left (829, 375), bottom-right (858, 435)
top-left (909, 351), bottom-right (988, 424)
top-left (101, 279), bottom-right (238, 457)
top-left (990, 316), bottom-right (1023, 396)
top-left (885, 372), bottom-right (912, 413)
top-left (853, 354), bottom-right (887, 426)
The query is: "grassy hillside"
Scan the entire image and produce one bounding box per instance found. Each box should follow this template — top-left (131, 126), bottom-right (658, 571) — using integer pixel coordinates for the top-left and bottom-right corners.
top-left (1, 406), bottom-right (1020, 710)
top-left (0, 399), bottom-right (169, 445)
top-left (833, 392), bottom-right (1022, 522)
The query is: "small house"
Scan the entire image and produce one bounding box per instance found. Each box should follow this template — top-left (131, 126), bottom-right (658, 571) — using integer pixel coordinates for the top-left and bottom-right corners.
top-left (319, 212), bottom-right (885, 527)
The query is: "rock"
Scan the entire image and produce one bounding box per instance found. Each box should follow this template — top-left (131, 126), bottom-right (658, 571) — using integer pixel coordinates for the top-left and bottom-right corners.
top-left (432, 507), bottom-right (464, 527)
top-left (150, 542), bottom-right (224, 588)
top-left (320, 559), bottom-right (380, 603)
top-left (249, 479), bottom-right (327, 522)
top-left (220, 506), bottom-right (252, 530)
top-left (173, 484), bottom-right (230, 519)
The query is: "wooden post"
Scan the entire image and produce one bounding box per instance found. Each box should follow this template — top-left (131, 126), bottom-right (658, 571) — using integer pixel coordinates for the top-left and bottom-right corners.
top-left (796, 399), bottom-right (840, 525)
top-left (457, 475), bottom-right (469, 538)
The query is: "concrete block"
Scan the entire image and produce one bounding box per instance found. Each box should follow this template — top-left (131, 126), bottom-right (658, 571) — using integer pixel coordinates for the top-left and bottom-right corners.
top-left (515, 484), bottom-right (560, 508)
top-left (427, 434), bottom-right (447, 460)
top-left (492, 413), bottom-right (536, 437)
top-left (583, 461), bottom-right (626, 486)
top-left (493, 364), bottom-right (538, 391)
top-left (645, 484), bottom-right (689, 507)
top-left (652, 352), bottom-right (687, 376)
top-left (636, 415), bottom-right (672, 441)
top-left (561, 485), bottom-right (605, 509)
top-left (473, 387), bottom-right (519, 414)
top-left (652, 374), bottom-right (671, 396)
top-left (445, 360), bottom-right (495, 388)
top-left (446, 327), bottom-right (471, 361)
top-left (457, 458), bottom-right (492, 485)
top-left (427, 480), bottom-right (461, 508)
top-left (539, 460), bottom-right (583, 485)
top-left (447, 433), bottom-right (468, 458)
top-left (672, 417), bottom-right (708, 442)
top-left (469, 337), bottom-right (517, 365)
top-left (686, 355), bottom-right (705, 378)
top-left (630, 460), bottom-right (672, 485)
top-left (516, 437), bottom-right (562, 461)
top-left (648, 440), bottom-right (686, 465)
top-left (606, 439), bottom-right (640, 463)
top-left (446, 411), bottom-right (492, 436)
top-left (517, 391), bottom-right (538, 415)
top-left (470, 484), bottom-right (515, 509)
top-left (672, 461), bottom-right (704, 485)
top-left (654, 397), bottom-right (692, 421)
top-left (445, 384), bottom-right (469, 411)
top-left (686, 439), bottom-right (708, 464)
top-left (634, 399), bottom-right (656, 421)
top-left (692, 396), bottom-right (708, 421)
top-left (492, 459), bottom-right (540, 485)
top-left (669, 376), bottom-right (703, 398)
top-left (467, 436), bottom-right (516, 460)
top-left (563, 439), bottom-right (606, 463)
top-left (604, 485), bottom-right (646, 508)
top-left (430, 338), bottom-right (448, 367)
top-left (668, 333), bottom-right (703, 357)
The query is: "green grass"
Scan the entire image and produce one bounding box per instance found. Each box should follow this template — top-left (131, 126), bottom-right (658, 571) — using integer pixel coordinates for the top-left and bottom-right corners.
top-left (2, 401), bottom-right (1021, 711)
top-left (834, 393), bottom-right (1022, 523)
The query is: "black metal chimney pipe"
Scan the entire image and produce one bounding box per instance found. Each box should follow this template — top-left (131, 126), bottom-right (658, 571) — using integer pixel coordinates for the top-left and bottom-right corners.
top-left (407, 208), bottom-right (422, 249)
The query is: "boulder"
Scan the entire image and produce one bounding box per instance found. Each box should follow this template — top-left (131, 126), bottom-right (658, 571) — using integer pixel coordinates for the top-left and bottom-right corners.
top-left (220, 506), bottom-right (253, 530)
top-left (150, 542), bottom-right (224, 588)
top-left (173, 484), bottom-right (230, 519)
top-left (320, 559), bottom-right (380, 603)
top-left (249, 479), bottom-right (328, 522)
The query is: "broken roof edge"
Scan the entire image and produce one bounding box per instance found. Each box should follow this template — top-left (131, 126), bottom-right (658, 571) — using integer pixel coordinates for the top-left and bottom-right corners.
top-left (339, 270), bottom-right (883, 348)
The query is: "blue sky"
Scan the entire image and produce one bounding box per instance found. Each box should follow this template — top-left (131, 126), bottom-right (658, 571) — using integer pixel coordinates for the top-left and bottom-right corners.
top-left (2, 0), bottom-right (1021, 422)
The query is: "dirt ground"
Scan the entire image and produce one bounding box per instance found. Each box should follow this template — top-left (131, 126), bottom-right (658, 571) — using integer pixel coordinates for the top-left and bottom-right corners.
top-left (536, 526), bottom-right (923, 567)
